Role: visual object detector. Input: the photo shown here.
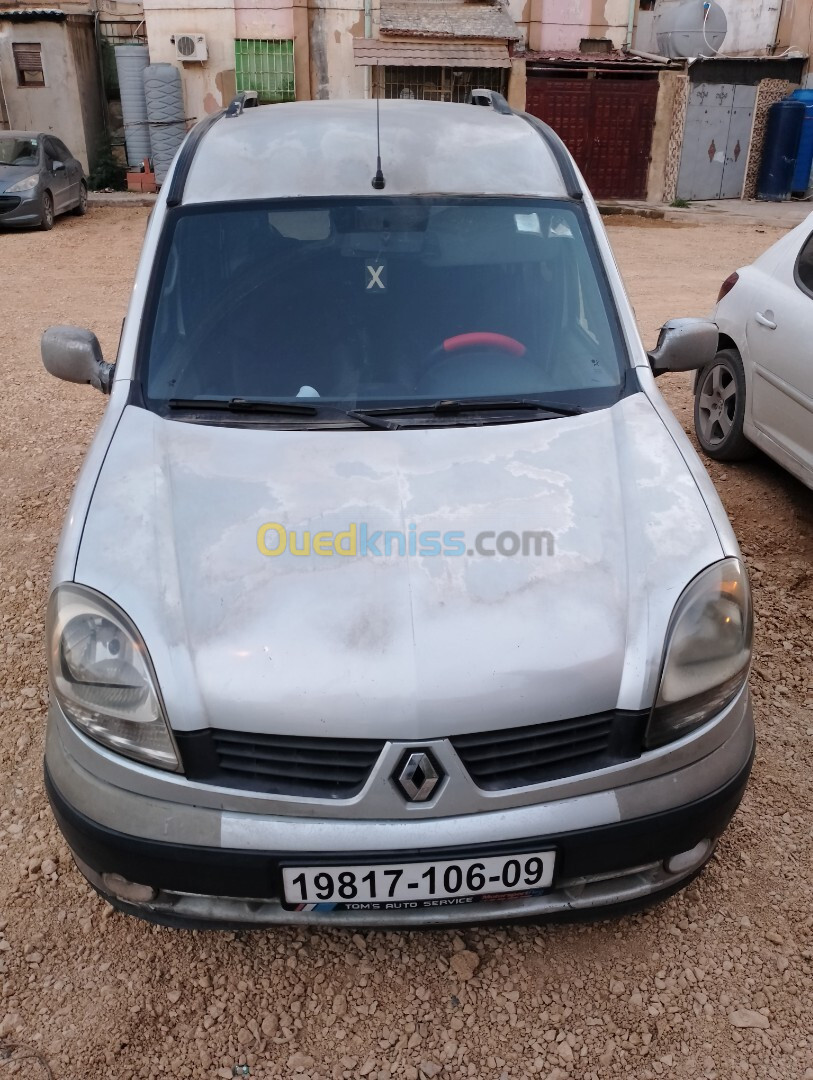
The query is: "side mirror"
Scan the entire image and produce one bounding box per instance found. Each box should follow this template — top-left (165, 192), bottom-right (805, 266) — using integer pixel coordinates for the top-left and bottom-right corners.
top-left (52, 160), bottom-right (66, 173)
top-left (41, 326), bottom-right (114, 394)
top-left (648, 318), bottom-right (718, 377)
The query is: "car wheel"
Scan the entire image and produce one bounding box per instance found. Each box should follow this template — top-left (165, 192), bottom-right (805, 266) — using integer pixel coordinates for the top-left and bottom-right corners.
top-left (73, 181), bottom-right (88, 216)
top-left (694, 348), bottom-right (754, 461)
top-left (40, 190), bottom-right (54, 231)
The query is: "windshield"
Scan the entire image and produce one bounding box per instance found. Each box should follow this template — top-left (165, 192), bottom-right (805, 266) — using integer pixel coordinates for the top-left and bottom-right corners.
top-left (0, 137), bottom-right (39, 166)
top-left (142, 198), bottom-right (628, 423)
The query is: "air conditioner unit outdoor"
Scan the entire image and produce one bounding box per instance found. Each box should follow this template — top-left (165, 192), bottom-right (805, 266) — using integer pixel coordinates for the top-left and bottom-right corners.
top-left (173, 33), bottom-right (208, 62)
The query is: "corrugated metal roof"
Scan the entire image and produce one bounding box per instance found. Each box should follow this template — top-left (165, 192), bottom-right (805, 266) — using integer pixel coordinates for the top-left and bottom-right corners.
top-left (354, 39), bottom-right (510, 67)
top-left (0, 7), bottom-right (67, 18)
top-left (380, 2), bottom-right (521, 41)
top-left (524, 49), bottom-right (666, 68)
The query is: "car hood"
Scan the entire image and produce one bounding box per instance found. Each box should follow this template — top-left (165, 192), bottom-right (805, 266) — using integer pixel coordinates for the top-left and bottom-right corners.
top-left (0, 165), bottom-right (37, 190)
top-left (75, 396), bottom-right (724, 739)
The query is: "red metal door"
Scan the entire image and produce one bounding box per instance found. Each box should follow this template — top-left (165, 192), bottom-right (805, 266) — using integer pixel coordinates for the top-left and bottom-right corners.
top-left (525, 76), bottom-right (659, 199)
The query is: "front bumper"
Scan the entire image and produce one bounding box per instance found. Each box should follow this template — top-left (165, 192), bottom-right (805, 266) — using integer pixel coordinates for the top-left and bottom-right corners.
top-left (0, 190), bottom-right (43, 227)
top-left (44, 692), bottom-right (755, 927)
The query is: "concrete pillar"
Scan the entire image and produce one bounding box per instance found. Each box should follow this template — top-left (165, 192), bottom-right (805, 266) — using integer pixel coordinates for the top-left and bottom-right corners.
top-left (646, 69), bottom-right (685, 204)
top-left (507, 57), bottom-right (526, 111)
top-left (292, 0), bottom-right (310, 100)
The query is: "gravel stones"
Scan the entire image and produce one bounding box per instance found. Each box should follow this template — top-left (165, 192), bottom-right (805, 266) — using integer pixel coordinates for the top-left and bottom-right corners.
top-left (0, 212), bottom-right (811, 1079)
top-left (728, 1010), bottom-right (770, 1029)
top-left (449, 951), bottom-right (480, 982)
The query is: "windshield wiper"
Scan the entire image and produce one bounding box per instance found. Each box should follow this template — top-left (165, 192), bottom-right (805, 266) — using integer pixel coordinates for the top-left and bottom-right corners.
top-left (428, 398), bottom-right (583, 416)
top-left (348, 398), bottom-right (584, 429)
top-left (168, 397), bottom-right (318, 416)
top-left (167, 397), bottom-right (583, 428)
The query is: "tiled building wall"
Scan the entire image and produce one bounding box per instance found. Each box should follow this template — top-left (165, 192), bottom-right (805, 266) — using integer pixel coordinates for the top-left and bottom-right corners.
top-left (743, 79), bottom-right (798, 199)
top-left (662, 75), bottom-right (689, 204)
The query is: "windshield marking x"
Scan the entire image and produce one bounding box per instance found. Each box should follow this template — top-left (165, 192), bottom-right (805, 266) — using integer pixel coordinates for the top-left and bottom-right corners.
top-left (366, 264), bottom-right (386, 290)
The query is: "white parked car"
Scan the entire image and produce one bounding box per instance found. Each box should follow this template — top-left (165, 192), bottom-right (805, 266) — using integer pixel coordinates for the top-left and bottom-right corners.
top-left (40, 93), bottom-right (754, 928)
top-left (694, 214), bottom-right (813, 489)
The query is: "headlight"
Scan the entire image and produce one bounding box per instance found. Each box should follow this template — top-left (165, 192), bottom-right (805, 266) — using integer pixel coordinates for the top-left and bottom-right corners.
top-left (646, 558), bottom-right (752, 749)
top-left (47, 584), bottom-right (179, 770)
top-left (6, 174), bottom-right (39, 193)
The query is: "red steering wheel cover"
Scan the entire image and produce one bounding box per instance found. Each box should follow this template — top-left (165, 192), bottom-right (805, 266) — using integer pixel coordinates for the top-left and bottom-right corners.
top-left (442, 332), bottom-right (527, 357)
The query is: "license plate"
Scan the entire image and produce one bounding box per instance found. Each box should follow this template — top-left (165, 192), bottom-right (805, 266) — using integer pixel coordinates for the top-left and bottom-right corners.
top-left (282, 850), bottom-right (555, 909)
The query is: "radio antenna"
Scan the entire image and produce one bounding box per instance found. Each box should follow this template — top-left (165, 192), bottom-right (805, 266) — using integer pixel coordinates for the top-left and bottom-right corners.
top-left (372, 67), bottom-right (386, 190)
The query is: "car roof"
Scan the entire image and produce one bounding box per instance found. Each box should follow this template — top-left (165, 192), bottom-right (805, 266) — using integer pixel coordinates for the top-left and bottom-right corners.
top-left (180, 99), bottom-right (571, 205)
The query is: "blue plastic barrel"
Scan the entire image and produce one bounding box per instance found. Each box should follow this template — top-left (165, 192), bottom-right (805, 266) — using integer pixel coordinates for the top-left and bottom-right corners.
top-left (758, 99), bottom-right (806, 201)
top-left (790, 88), bottom-right (813, 192)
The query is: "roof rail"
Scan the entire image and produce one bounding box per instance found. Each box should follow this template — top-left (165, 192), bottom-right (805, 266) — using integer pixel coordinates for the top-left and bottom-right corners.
top-left (165, 110), bottom-right (225, 208)
top-left (518, 113), bottom-right (584, 201)
top-left (225, 90), bottom-right (259, 117)
top-left (468, 88), bottom-right (513, 115)
top-left (165, 91), bottom-right (258, 207)
top-left (468, 89), bottom-right (583, 199)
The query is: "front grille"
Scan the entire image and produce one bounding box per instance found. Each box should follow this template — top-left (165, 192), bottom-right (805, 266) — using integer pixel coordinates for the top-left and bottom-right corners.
top-left (176, 711), bottom-right (646, 799)
top-left (175, 729), bottom-right (385, 799)
top-left (0, 196), bottom-right (22, 214)
top-left (451, 712), bottom-right (646, 790)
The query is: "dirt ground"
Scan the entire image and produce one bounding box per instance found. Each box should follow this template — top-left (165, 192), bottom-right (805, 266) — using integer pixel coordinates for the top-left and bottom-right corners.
top-left (0, 208), bottom-right (811, 1080)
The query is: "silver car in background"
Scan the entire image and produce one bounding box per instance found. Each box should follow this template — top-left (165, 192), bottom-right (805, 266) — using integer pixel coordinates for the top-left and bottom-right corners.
top-left (694, 214), bottom-right (813, 489)
top-left (0, 131), bottom-right (87, 230)
top-left (40, 94), bottom-right (754, 928)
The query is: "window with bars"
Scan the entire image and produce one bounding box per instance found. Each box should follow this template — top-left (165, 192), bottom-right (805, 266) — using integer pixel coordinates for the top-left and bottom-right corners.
top-left (381, 66), bottom-right (505, 103)
top-left (234, 39), bottom-right (295, 104)
top-left (13, 42), bottom-right (44, 88)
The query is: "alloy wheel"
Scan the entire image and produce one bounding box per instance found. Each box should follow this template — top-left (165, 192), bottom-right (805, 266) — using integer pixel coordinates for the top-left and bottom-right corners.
top-left (697, 362), bottom-right (737, 447)
top-left (41, 193), bottom-right (54, 230)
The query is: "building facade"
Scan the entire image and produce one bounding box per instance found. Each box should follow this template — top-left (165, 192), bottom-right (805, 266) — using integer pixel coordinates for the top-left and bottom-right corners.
top-left (136, 0), bottom-right (811, 202)
top-left (0, 6), bottom-right (105, 170)
top-left (3, 0), bottom-right (812, 200)
top-left (517, 0), bottom-right (810, 202)
top-left (141, 0), bottom-right (312, 119)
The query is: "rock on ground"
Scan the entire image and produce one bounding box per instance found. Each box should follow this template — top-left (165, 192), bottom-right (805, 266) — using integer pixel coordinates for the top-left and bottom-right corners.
top-left (0, 210), bottom-right (811, 1079)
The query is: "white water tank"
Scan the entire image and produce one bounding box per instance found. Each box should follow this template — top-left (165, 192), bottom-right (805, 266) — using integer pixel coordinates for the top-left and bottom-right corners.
top-left (114, 44), bottom-right (151, 167)
top-left (144, 64), bottom-right (186, 185)
top-left (656, 0), bottom-right (727, 58)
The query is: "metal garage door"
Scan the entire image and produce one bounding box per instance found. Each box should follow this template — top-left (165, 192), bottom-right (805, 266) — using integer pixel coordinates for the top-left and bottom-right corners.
top-left (525, 77), bottom-right (660, 199)
top-left (677, 83), bottom-right (756, 201)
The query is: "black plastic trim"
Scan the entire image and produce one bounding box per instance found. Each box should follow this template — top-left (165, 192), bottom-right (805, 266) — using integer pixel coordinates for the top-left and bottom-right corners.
top-left (175, 728), bottom-right (384, 799)
top-left (165, 109), bottom-right (225, 208)
top-left (793, 228), bottom-right (813, 299)
top-left (225, 90), bottom-right (259, 117)
top-left (175, 711), bottom-right (647, 797)
top-left (451, 710), bottom-right (646, 790)
top-left (45, 742), bottom-right (754, 901)
top-left (469, 89), bottom-right (513, 115)
top-left (516, 112), bottom-right (584, 200)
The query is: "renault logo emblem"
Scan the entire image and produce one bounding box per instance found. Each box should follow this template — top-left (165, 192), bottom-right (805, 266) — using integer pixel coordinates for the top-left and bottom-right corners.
top-left (395, 750), bottom-right (442, 802)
